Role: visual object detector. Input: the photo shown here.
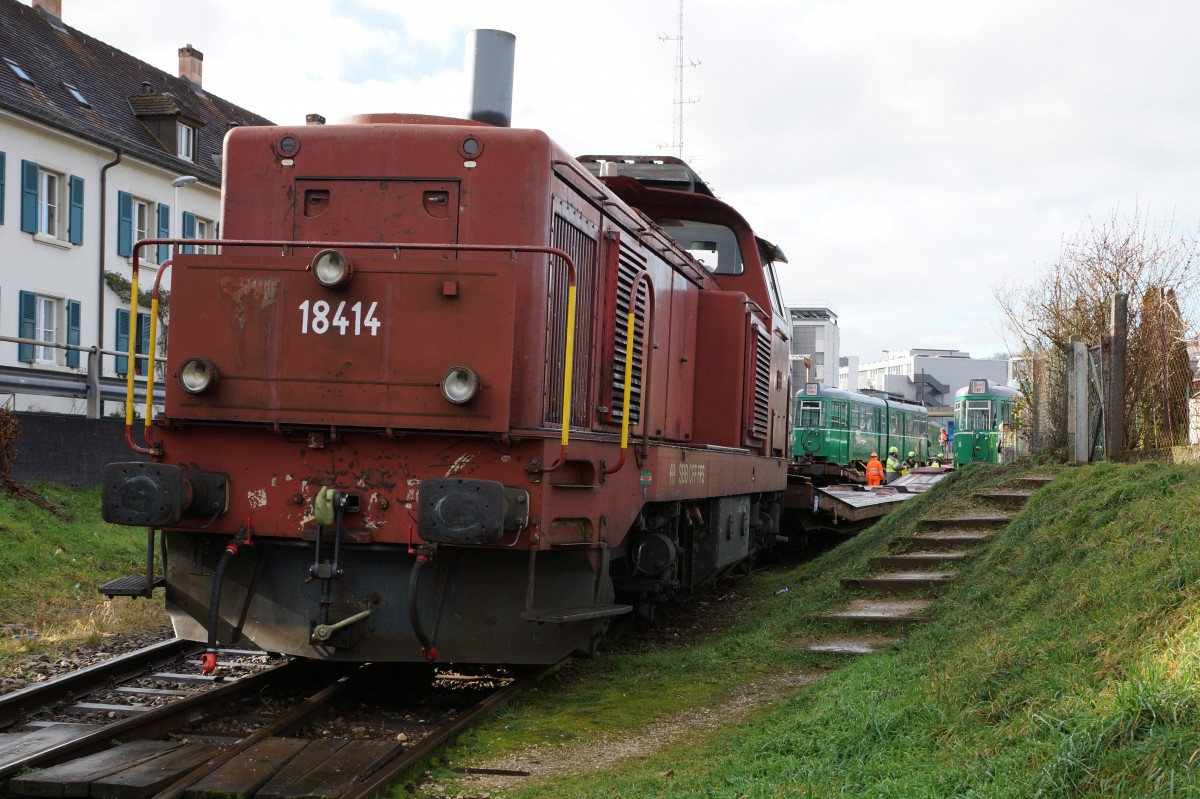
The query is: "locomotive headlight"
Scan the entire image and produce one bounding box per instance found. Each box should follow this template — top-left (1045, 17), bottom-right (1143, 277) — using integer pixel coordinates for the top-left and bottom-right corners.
top-left (441, 366), bottom-right (480, 405)
top-left (311, 248), bottom-right (353, 288)
top-left (177, 357), bottom-right (219, 394)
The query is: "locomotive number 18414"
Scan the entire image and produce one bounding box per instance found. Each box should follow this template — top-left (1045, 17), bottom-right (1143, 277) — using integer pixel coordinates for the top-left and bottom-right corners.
top-left (298, 300), bottom-right (382, 336)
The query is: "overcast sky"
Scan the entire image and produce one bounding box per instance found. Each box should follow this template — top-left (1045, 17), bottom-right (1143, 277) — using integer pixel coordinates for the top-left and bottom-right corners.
top-left (61, 0), bottom-right (1200, 364)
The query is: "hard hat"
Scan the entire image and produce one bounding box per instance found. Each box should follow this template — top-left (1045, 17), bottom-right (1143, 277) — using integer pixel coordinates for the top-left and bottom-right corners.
top-left (908, 451), bottom-right (915, 457)
top-left (889, 447), bottom-right (898, 454)
top-left (870, 451), bottom-right (878, 458)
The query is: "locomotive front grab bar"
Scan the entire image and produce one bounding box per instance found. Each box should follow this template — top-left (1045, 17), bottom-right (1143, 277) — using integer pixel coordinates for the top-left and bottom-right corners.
top-left (125, 239), bottom-right (578, 463)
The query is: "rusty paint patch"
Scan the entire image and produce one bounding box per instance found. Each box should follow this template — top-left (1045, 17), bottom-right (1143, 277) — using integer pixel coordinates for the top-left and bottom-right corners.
top-left (219, 277), bottom-right (279, 330)
top-left (247, 489), bottom-right (268, 509)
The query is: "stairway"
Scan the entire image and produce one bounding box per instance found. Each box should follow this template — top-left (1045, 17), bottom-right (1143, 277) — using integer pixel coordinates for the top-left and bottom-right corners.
top-left (802, 475), bottom-right (1051, 656)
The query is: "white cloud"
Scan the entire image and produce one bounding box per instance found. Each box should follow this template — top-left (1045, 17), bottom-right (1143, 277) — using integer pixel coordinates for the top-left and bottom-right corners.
top-left (58, 0), bottom-right (1200, 362)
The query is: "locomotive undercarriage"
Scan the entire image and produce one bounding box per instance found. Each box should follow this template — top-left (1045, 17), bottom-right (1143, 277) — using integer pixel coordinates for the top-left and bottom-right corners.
top-left (163, 531), bottom-right (615, 665)
top-left (160, 488), bottom-right (782, 665)
top-left (610, 493), bottom-right (782, 621)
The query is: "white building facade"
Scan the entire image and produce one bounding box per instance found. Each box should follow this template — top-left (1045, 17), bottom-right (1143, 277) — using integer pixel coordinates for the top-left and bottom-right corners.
top-left (0, 0), bottom-right (271, 416)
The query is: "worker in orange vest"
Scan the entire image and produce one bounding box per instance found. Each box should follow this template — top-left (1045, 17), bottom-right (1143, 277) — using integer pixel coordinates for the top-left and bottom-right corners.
top-left (865, 451), bottom-right (884, 487)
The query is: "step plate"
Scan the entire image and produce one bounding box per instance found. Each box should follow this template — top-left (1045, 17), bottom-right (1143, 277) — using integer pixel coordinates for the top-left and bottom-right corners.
top-left (520, 605), bottom-right (634, 624)
top-left (98, 574), bottom-right (166, 597)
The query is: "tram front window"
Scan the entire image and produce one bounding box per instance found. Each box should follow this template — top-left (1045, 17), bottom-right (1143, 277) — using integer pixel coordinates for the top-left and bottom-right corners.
top-left (963, 400), bottom-right (993, 431)
top-left (799, 401), bottom-right (823, 427)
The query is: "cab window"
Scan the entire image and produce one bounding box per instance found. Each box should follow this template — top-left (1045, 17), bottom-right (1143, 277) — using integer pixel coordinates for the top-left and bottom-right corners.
top-left (658, 219), bottom-right (744, 275)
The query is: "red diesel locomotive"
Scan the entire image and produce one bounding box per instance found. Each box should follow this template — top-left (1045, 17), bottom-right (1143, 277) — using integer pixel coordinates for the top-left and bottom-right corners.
top-left (101, 113), bottom-right (793, 667)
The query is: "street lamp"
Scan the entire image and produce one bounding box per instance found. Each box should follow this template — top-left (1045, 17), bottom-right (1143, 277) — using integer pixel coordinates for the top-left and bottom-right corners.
top-left (171, 175), bottom-right (198, 256)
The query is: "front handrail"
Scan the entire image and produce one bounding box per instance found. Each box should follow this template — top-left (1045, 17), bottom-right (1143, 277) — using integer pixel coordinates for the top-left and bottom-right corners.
top-left (125, 239), bottom-right (577, 460)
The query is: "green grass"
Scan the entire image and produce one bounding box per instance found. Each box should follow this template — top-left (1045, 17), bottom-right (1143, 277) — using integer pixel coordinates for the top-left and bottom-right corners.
top-left (418, 460), bottom-right (1200, 798)
top-left (0, 485), bottom-right (169, 670)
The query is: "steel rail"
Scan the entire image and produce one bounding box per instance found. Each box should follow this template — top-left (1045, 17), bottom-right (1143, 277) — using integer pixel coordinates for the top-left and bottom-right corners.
top-left (146, 662), bottom-right (368, 799)
top-left (341, 668), bottom-right (543, 799)
top-left (0, 638), bottom-right (193, 730)
top-left (0, 655), bottom-right (306, 781)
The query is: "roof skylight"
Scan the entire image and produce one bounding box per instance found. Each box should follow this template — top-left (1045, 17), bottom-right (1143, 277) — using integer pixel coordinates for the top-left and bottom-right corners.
top-left (62, 81), bottom-right (89, 106)
top-left (4, 57), bottom-right (32, 83)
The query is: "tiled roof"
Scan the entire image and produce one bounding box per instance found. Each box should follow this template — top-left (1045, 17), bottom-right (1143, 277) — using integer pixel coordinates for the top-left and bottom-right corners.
top-left (0, 0), bottom-right (274, 185)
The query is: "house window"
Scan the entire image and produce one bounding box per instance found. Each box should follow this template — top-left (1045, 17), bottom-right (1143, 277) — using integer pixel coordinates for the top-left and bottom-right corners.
top-left (177, 122), bottom-right (195, 161)
top-left (38, 168), bottom-right (61, 238)
top-left (21, 162), bottom-right (83, 244)
top-left (17, 291), bottom-right (78, 367)
top-left (35, 297), bottom-right (57, 364)
top-left (115, 308), bottom-right (152, 376)
top-left (117, 191), bottom-right (168, 261)
top-left (195, 216), bottom-right (214, 253)
top-left (131, 197), bottom-right (162, 264)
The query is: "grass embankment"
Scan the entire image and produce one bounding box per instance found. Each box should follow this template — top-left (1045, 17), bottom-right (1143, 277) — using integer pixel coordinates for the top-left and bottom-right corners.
top-left (0, 485), bottom-right (169, 671)
top-left (423, 461), bottom-right (1200, 798)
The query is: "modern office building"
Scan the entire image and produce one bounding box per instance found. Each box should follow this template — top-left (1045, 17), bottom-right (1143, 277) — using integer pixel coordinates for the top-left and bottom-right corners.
top-left (848, 348), bottom-right (1008, 408)
top-left (787, 306), bottom-right (839, 389)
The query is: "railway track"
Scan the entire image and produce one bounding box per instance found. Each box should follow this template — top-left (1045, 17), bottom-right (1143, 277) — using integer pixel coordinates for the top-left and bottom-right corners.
top-left (0, 641), bottom-right (532, 799)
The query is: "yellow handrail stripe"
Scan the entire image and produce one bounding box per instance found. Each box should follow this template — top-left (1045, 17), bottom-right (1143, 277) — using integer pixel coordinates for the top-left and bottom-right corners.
top-left (621, 310), bottom-right (636, 449)
top-left (124, 265), bottom-right (140, 426)
top-left (560, 284), bottom-right (577, 448)
top-left (144, 294), bottom-right (159, 429)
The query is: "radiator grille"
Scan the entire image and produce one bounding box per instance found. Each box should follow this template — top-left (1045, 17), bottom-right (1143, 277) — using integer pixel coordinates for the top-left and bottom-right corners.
top-left (545, 214), bottom-right (597, 427)
top-left (748, 323), bottom-right (771, 440)
top-left (609, 250), bottom-right (647, 427)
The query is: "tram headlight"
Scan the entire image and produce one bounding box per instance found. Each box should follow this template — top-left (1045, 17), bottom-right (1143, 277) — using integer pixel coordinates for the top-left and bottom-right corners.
top-left (311, 248), bottom-right (353, 288)
top-left (177, 357), bottom-right (219, 394)
top-left (441, 366), bottom-right (480, 405)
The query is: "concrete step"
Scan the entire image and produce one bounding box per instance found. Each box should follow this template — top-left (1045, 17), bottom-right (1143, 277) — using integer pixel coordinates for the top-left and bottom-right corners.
top-left (973, 490), bottom-right (1035, 506)
top-left (812, 598), bottom-right (934, 629)
top-left (892, 529), bottom-right (996, 551)
top-left (870, 550), bottom-right (971, 570)
top-left (840, 571), bottom-right (957, 594)
top-left (801, 634), bottom-right (901, 656)
top-left (919, 514), bottom-right (1012, 531)
top-left (1014, 474), bottom-right (1056, 488)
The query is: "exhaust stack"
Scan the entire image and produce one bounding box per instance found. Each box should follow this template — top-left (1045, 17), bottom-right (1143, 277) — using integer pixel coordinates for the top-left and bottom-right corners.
top-left (466, 29), bottom-right (515, 127)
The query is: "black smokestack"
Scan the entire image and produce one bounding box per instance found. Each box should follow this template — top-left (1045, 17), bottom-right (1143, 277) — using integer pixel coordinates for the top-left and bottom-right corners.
top-left (467, 29), bottom-right (515, 127)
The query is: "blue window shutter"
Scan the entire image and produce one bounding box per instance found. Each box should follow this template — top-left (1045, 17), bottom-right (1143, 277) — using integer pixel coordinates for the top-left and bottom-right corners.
top-left (0, 151), bottom-right (6, 224)
top-left (182, 211), bottom-right (196, 254)
top-left (66, 300), bottom-right (81, 368)
top-left (137, 312), bottom-right (151, 375)
top-left (68, 175), bottom-right (85, 245)
top-left (156, 203), bottom-right (170, 263)
top-left (115, 308), bottom-right (129, 374)
top-left (21, 160), bottom-right (38, 233)
top-left (18, 291), bottom-right (36, 363)
top-left (117, 191), bottom-right (132, 257)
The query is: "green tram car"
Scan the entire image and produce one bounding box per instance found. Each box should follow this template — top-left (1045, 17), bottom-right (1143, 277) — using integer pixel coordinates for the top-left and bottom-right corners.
top-left (792, 383), bottom-right (929, 467)
top-left (952, 378), bottom-right (1019, 465)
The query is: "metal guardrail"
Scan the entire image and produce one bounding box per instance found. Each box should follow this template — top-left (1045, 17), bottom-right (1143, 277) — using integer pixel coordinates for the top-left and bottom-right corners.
top-left (0, 335), bottom-right (165, 419)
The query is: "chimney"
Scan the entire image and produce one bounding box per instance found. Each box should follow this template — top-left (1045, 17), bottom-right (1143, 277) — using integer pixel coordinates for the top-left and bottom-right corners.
top-left (306, 114), bottom-right (326, 126)
top-left (466, 29), bottom-right (515, 127)
top-left (178, 44), bottom-right (203, 87)
top-left (32, 0), bottom-right (62, 19)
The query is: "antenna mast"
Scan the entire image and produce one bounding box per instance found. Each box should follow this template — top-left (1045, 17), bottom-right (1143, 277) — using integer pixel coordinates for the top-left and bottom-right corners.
top-left (660, 0), bottom-right (699, 160)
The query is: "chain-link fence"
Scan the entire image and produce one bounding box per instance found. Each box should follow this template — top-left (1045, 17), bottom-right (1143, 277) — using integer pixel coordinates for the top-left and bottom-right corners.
top-left (1016, 291), bottom-right (1199, 462)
